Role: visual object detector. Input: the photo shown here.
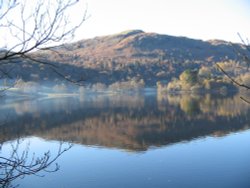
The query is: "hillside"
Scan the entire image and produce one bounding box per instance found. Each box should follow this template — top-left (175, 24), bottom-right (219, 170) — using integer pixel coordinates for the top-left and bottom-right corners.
top-left (50, 30), bottom-right (242, 61)
top-left (1, 30), bottom-right (250, 87)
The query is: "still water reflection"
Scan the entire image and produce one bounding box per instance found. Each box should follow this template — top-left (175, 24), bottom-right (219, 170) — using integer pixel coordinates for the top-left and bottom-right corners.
top-left (0, 92), bottom-right (250, 187)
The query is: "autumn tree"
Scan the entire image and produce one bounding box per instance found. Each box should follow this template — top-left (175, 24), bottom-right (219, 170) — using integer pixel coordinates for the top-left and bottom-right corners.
top-left (179, 69), bottom-right (198, 86)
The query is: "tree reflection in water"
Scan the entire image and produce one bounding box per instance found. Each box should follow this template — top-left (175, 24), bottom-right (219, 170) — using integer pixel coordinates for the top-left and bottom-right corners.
top-left (0, 93), bottom-right (250, 152)
top-left (0, 139), bottom-right (72, 188)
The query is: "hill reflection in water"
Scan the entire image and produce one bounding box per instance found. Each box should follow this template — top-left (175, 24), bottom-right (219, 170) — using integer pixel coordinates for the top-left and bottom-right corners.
top-left (0, 92), bottom-right (250, 151)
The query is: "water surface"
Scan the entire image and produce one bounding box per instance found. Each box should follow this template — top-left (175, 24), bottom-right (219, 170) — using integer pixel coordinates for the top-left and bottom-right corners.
top-left (0, 92), bottom-right (250, 187)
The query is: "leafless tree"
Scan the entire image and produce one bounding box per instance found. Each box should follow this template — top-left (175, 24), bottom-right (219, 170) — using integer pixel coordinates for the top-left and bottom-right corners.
top-left (0, 139), bottom-right (72, 188)
top-left (0, 0), bottom-right (87, 85)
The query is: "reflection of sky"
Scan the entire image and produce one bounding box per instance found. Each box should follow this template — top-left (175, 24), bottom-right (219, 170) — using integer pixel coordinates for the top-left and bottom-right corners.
top-left (8, 130), bottom-right (250, 188)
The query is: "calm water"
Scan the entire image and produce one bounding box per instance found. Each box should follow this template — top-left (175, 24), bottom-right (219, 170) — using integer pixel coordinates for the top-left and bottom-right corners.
top-left (0, 92), bottom-right (250, 188)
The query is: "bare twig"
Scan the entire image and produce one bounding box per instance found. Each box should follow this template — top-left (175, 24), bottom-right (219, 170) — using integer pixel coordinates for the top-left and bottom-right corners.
top-left (240, 96), bottom-right (250, 104)
top-left (216, 34), bottom-right (250, 105)
top-left (216, 63), bottom-right (250, 90)
top-left (0, 0), bottom-right (87, 85)
top-left (0, 140), bottom-right (73, 188)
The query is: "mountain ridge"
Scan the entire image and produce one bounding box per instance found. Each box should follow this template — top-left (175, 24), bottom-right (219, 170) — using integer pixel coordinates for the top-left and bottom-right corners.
top-left (1, 30), bottom-right (249, 87)
top-left (48, 29), bottom-right (244, 62)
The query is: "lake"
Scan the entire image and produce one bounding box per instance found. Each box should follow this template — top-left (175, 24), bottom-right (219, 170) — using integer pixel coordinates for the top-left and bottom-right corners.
top-left (0, 91), bottom-right (250, 188)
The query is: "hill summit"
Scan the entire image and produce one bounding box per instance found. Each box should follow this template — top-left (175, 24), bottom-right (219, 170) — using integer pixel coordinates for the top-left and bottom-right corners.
top-left (3, 30), bottom-right (250, 87)
top-left (50, 29), bottom-right (242, 61)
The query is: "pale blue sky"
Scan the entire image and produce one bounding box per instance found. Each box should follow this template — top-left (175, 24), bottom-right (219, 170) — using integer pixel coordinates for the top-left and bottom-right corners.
top-left (74, 0), bottom-right (250, 43)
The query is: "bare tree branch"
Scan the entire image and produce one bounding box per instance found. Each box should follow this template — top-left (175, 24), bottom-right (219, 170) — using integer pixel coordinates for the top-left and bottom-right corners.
top-left (216, 34), bottom-right (250, 104)
top-left (217, 34), bottom-right (250, 88)
top-left (240, 96), bottom-right (250, 104)
top-left (216, 63), bottom-right (250, 90)
top-left (0, 0), bottom-right (87, 85)
top-left (0, 140), bottom-right (73, 188)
